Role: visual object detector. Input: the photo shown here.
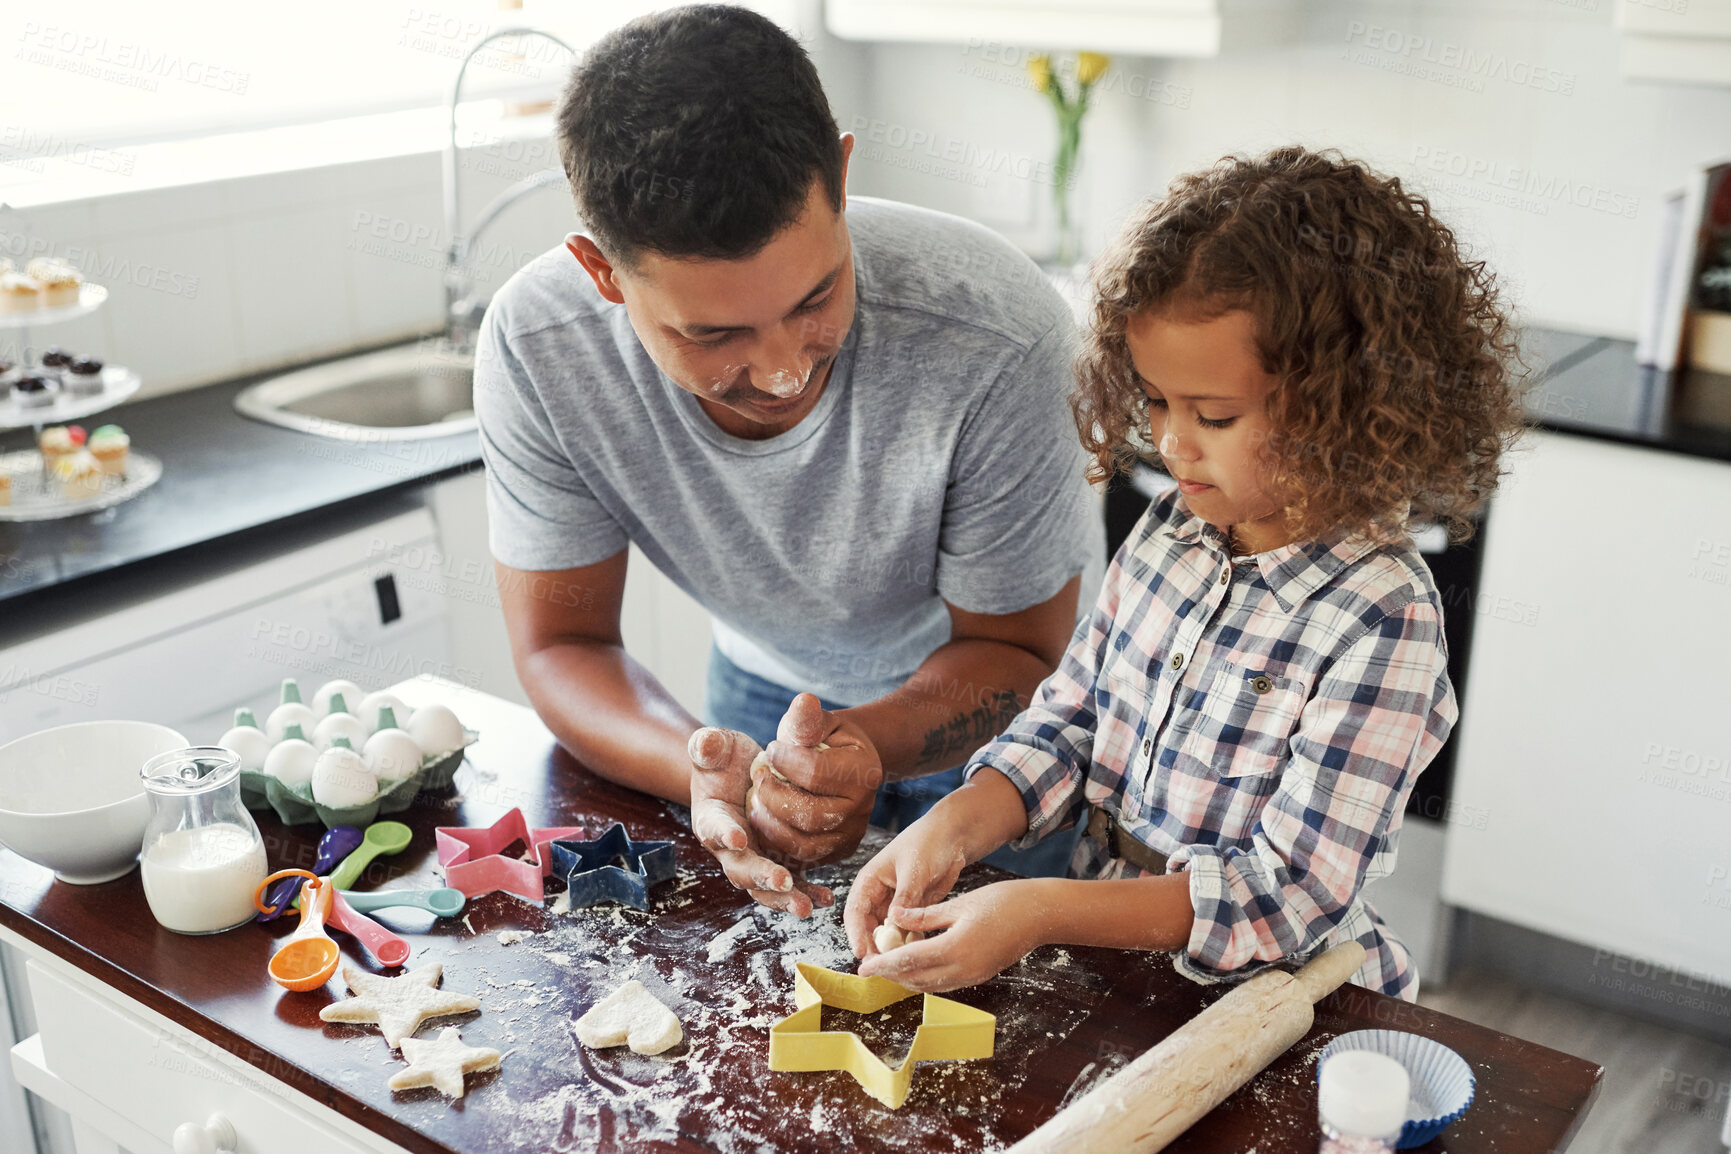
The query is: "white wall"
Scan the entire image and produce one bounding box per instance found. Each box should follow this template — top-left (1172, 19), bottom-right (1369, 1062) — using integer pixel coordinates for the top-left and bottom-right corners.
top-left (837, 0), bottom-right (1731, 340)
top-left (0, 139), bottom-right (579, 400)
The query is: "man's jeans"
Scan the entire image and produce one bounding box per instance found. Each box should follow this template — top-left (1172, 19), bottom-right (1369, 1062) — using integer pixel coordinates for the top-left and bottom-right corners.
top-left (703, 646), bottom-right (1080, 878)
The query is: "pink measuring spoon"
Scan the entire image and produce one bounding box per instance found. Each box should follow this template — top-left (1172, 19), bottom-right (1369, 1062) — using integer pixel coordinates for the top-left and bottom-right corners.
top-left (324, 890), bottom-right (410, 968)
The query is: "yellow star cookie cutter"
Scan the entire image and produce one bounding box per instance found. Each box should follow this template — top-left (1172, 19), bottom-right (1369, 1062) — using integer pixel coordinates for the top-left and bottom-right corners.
top-left (767, 963), bottom-right (996, 1108)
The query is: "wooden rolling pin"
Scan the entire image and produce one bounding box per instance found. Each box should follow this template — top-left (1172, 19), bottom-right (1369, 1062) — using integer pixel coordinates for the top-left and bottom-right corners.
top-left (1008, 941), bottom-right (1367, 1154)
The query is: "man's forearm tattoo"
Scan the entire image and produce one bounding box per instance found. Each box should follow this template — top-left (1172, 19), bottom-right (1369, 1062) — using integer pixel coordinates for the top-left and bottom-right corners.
top-left (918, 688), bottom-right (1021, 765)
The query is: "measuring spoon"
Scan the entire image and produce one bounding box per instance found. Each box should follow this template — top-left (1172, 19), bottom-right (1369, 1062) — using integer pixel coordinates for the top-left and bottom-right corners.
top-left (339, 887), bottom-right (466, 919)
top-left (257, 825), bottom-right (364, 922)
top-left (253, 869), bottom-right (340, 993)
top-left (326, 821), bottom-right (413, 892)
top-left (325, 891), bottom-right (410, 967)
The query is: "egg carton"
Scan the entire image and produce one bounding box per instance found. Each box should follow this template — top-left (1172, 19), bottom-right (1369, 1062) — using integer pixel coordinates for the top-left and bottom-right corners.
top-left (238, 729), bottom-right (478, 828)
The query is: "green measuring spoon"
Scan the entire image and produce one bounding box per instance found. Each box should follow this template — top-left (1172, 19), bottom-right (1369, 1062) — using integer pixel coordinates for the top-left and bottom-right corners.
top-left (339, 887), bottom-right (466, 918)
top-left (327, 821), bottom-right (414, 893)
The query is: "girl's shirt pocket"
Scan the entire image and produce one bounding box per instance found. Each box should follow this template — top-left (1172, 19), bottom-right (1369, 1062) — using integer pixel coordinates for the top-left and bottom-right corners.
top-left (1151, 663), bottom-right (1309, 842)
top-left (1174, 664), bottom-right (1308, 778)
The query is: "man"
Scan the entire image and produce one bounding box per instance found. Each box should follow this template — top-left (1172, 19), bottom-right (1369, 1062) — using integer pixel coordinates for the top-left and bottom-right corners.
top-left (476, 4), bottom-right (1102, 915)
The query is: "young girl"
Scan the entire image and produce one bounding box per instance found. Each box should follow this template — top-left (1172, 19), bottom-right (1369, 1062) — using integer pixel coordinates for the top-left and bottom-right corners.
top-left (843, 147), bottom-right (1525, 1001)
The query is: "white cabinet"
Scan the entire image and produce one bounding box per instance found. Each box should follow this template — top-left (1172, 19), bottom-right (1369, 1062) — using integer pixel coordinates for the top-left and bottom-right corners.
top-left (827, 0), bottom-right (1227, 56)
top-left (1617, 0), bottom-right (1731, 85)
top-left (1441, 431), bottom-right (1731, 986)
top-left (426, 472), bottom-right (714, 721)
top-left (0, 508), bottom-right (452, 746)
top-left (1, 930), bottom-right (397, 1154)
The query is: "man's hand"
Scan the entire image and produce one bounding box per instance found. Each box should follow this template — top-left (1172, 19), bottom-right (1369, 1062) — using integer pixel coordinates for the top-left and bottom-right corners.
top-left (687, 726), bottom-right (833, 918)
top-left (749, 693), bottom-right (883, 865)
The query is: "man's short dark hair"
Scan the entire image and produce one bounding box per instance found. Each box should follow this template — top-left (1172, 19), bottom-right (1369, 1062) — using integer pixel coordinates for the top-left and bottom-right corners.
top-left (556, 5), bottom-right (844, 266)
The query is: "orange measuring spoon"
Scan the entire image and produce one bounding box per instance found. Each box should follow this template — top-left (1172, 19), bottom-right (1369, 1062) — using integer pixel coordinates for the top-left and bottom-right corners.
top-left (254, 869), bottom-right (340, 992)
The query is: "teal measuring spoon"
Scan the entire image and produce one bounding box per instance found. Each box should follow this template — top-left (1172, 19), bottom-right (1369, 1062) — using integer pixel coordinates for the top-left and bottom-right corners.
top-left (338, 887), bottom-right (466, 919)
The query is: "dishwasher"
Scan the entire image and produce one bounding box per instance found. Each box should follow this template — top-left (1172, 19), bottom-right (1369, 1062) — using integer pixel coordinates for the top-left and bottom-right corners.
top-left (0, 496), bottom-right (456, 1154)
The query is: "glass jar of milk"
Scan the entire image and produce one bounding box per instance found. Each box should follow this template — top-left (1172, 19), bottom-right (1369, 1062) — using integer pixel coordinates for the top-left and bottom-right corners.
top-left (139, 747), bottom-right (268, 935)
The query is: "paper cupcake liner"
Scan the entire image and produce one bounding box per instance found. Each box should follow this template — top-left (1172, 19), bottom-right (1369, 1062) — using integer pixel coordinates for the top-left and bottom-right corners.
top-left (1317, 1029), bottom-right (1475, 1149)
top-left (238, 729), bottom-right (477, 829)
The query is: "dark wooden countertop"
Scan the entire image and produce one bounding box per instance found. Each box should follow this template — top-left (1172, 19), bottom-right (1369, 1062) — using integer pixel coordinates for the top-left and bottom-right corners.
top-left (0, 682), bottom-right (1603, 1152)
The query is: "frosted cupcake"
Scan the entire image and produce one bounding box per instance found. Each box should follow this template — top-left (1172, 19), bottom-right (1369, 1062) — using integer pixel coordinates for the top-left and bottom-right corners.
top-left (87, 425), bottom-right (129, 476)
top-left (38, 348), bottom-right (73, 385)
top-left (65, 357), bottom-right (104, 395)
top-left (0, 272), bottom-right (40, 314)
top-left (38, 426), bottom-right (84, 473)
top-left (9, 375), bottom-right (54, 409)
top-left (52, 449), bottom-right (102, 499)
top-left (25, 259), bottom-right (82, 308)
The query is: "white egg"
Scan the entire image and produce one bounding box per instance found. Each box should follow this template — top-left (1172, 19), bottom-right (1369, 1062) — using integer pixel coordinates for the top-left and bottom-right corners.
top-left (218, 725), bottom-right (273, 772)
top-left (311, 679), bottom-right (365, 720)
top-left (312, 712), bottom-right (370, 754)
top-left (265, 701), bottom-right (318, 744)
top-left (365, 728), bottom-right (424, 784)
top-left (358, 691), bottom-right (412, 735)
top-left (407, 703), bottom-right (465, 757)
top-left (264, 737), bottom-right (318, 789)
top-left (311, 747), bottom-right (377, 808)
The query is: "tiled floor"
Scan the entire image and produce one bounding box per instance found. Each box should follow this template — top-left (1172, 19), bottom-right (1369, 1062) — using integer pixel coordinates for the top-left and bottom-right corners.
top-left (1420, 971), bottom-right (1731, 1153)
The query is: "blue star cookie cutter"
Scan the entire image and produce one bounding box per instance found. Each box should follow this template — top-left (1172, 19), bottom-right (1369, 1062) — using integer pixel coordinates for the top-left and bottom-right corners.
top-left (549, 823), bottom-right (677, 911)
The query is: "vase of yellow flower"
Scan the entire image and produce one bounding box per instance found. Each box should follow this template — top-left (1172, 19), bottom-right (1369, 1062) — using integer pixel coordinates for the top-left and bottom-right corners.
top-left (1028, 50), bottom-right (1109, 268)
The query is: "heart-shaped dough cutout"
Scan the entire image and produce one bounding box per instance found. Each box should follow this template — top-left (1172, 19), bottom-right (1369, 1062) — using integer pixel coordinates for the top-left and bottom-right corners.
top-left (575, 980), bottom-right (683, 1056)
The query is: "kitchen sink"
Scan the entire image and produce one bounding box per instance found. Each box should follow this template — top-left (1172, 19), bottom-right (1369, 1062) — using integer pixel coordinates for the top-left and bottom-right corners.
top-left (233, 342), bottom-right (475, 441)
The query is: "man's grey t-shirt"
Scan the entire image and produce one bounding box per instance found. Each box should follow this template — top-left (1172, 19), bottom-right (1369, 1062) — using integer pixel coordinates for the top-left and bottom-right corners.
top-left (475, 196), bottom-right (1103, 707)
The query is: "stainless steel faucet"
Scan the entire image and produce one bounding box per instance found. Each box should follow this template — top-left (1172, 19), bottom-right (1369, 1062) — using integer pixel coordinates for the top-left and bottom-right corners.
top-left (442, 27), bottom-right (576, 353)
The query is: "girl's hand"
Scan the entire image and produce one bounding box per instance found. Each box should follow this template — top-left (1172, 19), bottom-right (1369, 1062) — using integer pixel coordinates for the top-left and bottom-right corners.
top-left (856, 881), bottom-right (1044, 992)
top-left (842, 814), bottom-right (968, 958)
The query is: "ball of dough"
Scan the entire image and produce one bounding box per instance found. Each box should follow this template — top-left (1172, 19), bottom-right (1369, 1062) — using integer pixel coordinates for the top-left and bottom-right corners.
top-left (312, 747), bottom-right (378, 808)
top-left (218, 725), bottom-right (272, 772)
top-left (264, 736), bottom-right (318, 789)
top-left (750, 742), bottom-right (830, 786)
top-left (407, 703), bottom-right (465, 757)
top-left (358, 691), bottom-right (412, 736)
top-left (365, 728), bottom-right (424, 785)
top-left (312, 711), bottom-right (370, 754)
top-left (311, 679), bottom-right (365, 721)
top-left (872, 923), bottom-right (923, 953)
top-left (264, 701), bottom-right (317, 744)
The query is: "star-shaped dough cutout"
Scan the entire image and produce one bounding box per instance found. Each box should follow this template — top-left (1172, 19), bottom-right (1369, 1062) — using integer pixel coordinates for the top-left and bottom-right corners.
top-left (319, 963), bottom-right (480, 1048)
top-left (388, 1027), bottom-right (501, 1098)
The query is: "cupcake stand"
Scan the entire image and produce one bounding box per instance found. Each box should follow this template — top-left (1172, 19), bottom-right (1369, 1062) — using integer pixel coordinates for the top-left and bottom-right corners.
top-left (0, 284), bottom-right (160, 521)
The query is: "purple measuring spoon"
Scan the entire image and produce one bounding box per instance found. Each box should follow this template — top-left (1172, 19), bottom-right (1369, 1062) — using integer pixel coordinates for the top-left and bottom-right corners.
top-left (256, 825), bottom-right (364, 922)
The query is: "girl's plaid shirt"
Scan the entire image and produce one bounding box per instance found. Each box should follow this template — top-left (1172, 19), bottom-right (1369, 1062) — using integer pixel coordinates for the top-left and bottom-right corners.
top-left (967, 487), bottom-right (1457, 1000)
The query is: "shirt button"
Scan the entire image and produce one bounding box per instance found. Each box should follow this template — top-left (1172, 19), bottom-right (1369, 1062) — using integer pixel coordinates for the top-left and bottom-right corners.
top-left (1171, 653), bottom-right (1184, 670)
top-left (1141, 737), bottom-right (1153, 758)
top-left (1220, 569), bottom-right (1229, 585)
top-left (1251, 675), bottom-right (1273, 694)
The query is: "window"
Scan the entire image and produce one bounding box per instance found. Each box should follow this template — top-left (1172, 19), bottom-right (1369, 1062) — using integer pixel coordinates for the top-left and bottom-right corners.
top-left (1, 1), bottom-right (801, 159)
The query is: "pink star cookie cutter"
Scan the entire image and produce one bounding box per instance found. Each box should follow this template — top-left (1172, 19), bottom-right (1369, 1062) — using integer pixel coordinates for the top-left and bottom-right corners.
top-left (434, 808), bottom-right (585, 903)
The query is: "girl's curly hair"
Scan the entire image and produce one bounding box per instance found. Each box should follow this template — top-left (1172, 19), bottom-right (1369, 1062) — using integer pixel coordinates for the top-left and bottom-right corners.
top-left (1073, 146), bottom-right (1529, 545)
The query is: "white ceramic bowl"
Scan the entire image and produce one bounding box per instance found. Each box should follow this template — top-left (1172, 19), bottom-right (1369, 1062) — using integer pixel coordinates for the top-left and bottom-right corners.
top-left (0, 721), bottom-right (188, 884)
